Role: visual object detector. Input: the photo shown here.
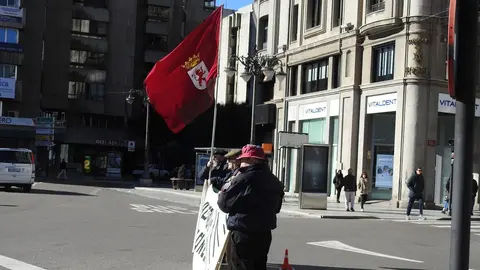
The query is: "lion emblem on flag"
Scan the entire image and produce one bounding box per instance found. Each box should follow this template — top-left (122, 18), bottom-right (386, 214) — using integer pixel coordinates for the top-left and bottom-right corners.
top-left (182, 53), bottom-right (209, 90)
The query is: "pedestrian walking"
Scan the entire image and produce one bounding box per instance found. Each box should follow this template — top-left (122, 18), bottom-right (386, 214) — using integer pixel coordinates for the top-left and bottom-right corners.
top-left (343, 169), bottom-right (356, 212)
top-left (217, 144), bottom-right (284, 270)
top-left (441, 181), bottom-right (450, 214)
top-left (333, 169), bottom-right (344, 203)
top-left (198, 149), bottom-right (228, 183)
top-left (56, 159), bottom-right (67, 180)
top-left (472, 178), bottom-right (478, 215)
top-left (406, 167), bottom-right (426, 220)
top-left (358, 172), bottom-right (369, 212)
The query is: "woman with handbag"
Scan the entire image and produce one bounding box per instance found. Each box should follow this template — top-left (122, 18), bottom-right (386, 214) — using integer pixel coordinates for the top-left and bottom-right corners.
top-left (358, 172), bottom-right (370, 212)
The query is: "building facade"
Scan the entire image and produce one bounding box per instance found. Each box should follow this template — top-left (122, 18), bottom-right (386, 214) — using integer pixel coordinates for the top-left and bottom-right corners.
top-left (221, 0), bottom-right (480, 208)
top-left (0, 0), bottom-right (215, 177)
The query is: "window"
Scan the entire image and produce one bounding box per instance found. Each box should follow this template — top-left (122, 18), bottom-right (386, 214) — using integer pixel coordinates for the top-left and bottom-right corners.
top-left (291, 5), bottom-right (299, 42)
top-left (302, 59), bottom-right (328, 94)
top-left (6, 111), bottom-right (18, 117)
top-left (70, 50), bottom-right (106, 68)
top-left (226, 76), bottom-right (235, 104)
top-left (72, 19), bottom-right (108, 38)
top-left (306, 0), bottom-right (322, 29)
top-left (0, 63), bottom-right (16, 79)
top-left (372, 43), bottom-right (395, 82)
top-left (0, 0), bottom-right (19, 7)
top-left (73, 0), bottom-right (107, 8)
top-left (145, 34), bottom-right (168, 52)
top-left (259, 16), bottom-right (268, 49)
top-left (203, 0), bottom-right (215, 9)
top-left (289, 66), bottom-right (298, 96)
top-left (331, 55), bottom-right (341, 88)
top-left (81, 114), bottom-right (124, 129)
top-left (332, 0), bottom-right (343, 27)
top-left (147, 5), bottom-right (170, 22)
top-left (68, 81), bottom-right (105, 101)
top-left (0, 150), bottom-right (32, 164)
top-left (368, 0), bottom-right (385, 13)
top-left (0, 28), bottom-right (18, 44)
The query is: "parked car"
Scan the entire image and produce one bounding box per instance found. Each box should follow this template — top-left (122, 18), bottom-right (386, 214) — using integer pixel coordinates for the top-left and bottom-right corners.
top-left (0, 148), bottom-right (35, 192)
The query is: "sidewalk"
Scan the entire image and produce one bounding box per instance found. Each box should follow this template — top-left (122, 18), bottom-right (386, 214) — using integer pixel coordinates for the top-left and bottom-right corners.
top-left (135, 186), bottom-right (480, 221)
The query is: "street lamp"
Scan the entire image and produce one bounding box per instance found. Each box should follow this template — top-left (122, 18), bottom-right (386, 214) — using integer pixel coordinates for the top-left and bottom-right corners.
top-left (125, 88), bottom-right (152, 186)
top-left (224, 48), bottom-right (286, 144)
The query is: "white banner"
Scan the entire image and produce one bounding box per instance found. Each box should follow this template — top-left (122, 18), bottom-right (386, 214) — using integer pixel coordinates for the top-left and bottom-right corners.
top-left (192, 184), bottom-right (230, 270)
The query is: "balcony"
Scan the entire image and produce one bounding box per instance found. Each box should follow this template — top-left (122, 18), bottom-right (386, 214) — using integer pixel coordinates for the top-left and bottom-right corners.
top-left (70, 35), bottom-right (108, 53)
top-left (68, 99), bottom-right (105, 115)
top-left (145, 21), bottom-right (170, 35)
top-left (69, 67), bottom-right (106, 84)
top-left (72, 5), bottom-right (109, 23)
top-left (144, 50), bottom-right (166, 63)
top-left (359, 1), bottom-right (402, 36)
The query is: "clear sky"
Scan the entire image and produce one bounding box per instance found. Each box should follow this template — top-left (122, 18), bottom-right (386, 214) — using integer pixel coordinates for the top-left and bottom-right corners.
top-left (217, 0), bottom-right (252, 10)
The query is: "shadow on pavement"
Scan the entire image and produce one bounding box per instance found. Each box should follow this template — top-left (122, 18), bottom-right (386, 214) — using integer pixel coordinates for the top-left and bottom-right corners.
top-left (380, 267), bottom-right (426, 270)
top-left (38, 178), bottom-right (140, 189)
top-left (0, 204), bottom-right (17, 207)
top-left (6, 188), bottom-right (95, 196)
top-left (267, 264), bottom-right (370, 269)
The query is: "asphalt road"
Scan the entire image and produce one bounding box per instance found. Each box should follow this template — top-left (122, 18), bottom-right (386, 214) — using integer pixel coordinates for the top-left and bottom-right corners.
top-left (0, 182), bottom-right (479, 270)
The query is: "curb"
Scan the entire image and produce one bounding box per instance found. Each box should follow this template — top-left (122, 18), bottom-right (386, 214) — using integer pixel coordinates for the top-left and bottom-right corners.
top-left (437, 216), bottom-right (480, 221)
top-left (135, 187), bottom-right (202, 199)
top-left (320, 215), bottom-right (380, 220)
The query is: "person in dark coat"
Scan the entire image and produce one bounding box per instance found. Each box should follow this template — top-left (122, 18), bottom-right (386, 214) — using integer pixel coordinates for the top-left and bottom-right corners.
top-left (210, 149), bottom-right (242, 191)
top-left (472, 179), bottom-right (479, 215)
top-left (406, 167), bottom-right (426, 220)
top-left (333, 169), bottom-right (344, 203)
top-left (343, 169), bottom-right (357, 211)
top-left (217, 145), bottom-right (284, 270)
top-left (198, 149), bottom-right (228, 183)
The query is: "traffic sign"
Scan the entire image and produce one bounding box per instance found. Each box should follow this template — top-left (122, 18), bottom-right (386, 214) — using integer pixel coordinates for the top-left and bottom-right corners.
top-left (35, 141), bottom-right (54, 147)
top-left (36, 128), bottom-right (54, 135)
top-left (35, 135), bottom-right (54, 141)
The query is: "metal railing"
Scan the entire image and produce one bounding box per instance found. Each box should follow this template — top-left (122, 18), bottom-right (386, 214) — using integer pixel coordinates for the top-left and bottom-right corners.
top-left (369, 1), bottom-right (385, 13)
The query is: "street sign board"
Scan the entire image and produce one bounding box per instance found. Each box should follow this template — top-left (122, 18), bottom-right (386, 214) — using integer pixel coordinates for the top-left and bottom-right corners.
top-left (35, 141), bottom-right (54, 147)
top-left (35, 135), bottom-right (54, 141)
top-left (36, 117), bottom-right (55, 124)
top-left (36, 128), bottom-right (54, 135)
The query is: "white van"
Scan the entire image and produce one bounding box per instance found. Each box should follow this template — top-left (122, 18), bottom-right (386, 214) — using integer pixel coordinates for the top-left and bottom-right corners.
top-left (0, 148), bottom-right (35, 192)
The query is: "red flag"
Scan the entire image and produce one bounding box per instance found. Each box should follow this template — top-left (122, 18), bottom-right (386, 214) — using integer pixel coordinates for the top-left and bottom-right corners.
top-left (144, 6), bottom-right (222, 134)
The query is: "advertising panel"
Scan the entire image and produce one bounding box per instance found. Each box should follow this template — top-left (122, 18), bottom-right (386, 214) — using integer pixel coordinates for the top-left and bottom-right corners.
top-left (300, 144), bottom-right (330, 193)
top-left (195, 153), bottom-right (210, 186)
top-left (0, 77), bottom-right (15, 99)
top-left (375, 154), bottom-right (394, 188)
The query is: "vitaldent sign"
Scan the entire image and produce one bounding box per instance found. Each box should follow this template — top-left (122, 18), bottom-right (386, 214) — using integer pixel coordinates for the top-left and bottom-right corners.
top-left (366, 93), bottom-right (397, 114)
top-left (438, 93), bottom-right (480, 117)
top-left (0, 6), bottom-right (23, 18)
top-left (298, 102), bottom-right (328, 120)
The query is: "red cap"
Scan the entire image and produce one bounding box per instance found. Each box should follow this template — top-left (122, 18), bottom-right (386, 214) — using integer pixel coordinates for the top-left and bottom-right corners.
top-left (236, 144), bottom-right (266, 160)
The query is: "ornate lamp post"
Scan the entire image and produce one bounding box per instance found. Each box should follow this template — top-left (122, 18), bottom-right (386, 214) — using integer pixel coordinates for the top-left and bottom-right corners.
top-left (126, 88), bottom-right (152, 186)
top-left (224, 48), bottom-right (286, 144)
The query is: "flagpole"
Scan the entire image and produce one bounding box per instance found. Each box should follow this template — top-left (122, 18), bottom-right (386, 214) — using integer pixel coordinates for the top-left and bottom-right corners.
top-left (207, 5), bottom-right (224, 182)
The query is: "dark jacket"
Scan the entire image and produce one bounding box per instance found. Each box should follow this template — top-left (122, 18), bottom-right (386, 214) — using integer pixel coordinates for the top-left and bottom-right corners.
top-left (473, 179), bottom-right (479, 197)
top-left (333, 173), bottom-right (343, 189)
top-left (210, 168), bottom-right (238, 190)
top-left (198, 161), bottom-right (228, 181)
top-left (407, 172), bottom-right (424, 197)
top-left (217, 164), bottom-right (285, 233)
top-left (343, 174), bottom-right (357, 192)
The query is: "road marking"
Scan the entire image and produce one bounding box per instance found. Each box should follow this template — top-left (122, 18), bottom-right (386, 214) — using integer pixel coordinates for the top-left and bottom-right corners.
top-left (129, 204), bottom-right (197, 214)
top-left (307, 240), bottom-right (424, 264)
top-left (0, 254), bottom-right (46, 270)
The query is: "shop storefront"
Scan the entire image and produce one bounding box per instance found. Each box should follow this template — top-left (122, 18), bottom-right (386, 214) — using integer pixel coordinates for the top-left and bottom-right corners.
top-left (364, 93), bottom-right (397, 200)
top-left (435, 93), bottom-right (480, 203)
top-left (284, 98), bottom-right (339, 195)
